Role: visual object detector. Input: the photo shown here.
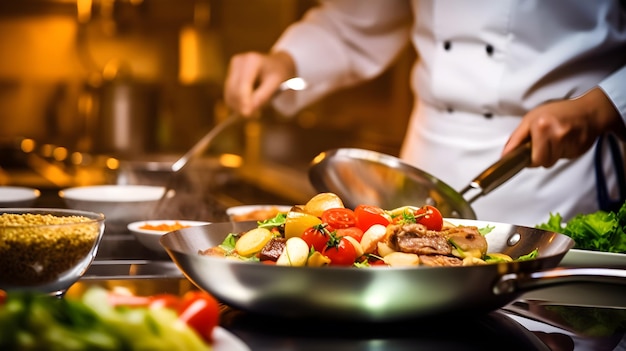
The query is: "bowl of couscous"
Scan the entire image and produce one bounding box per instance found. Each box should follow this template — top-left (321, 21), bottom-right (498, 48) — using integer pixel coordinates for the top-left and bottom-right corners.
top-left (0, 208), bottom-right (105, 295)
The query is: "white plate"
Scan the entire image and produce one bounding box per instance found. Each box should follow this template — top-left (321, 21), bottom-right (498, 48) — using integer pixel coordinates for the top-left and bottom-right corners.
top-left (213, 326), bottom-right (250, 351)
top-left (560, 249), bottom-right (626, 268)
top-left (128, 220), bottom-right (211, 252)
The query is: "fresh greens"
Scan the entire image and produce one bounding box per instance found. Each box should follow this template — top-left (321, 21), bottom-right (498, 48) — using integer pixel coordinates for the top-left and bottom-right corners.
top-left (258, 212), bottom-right (286, 229)
top-left (536, 202), bottom-right (626, 253)
top-left (0, 287), bottom-right (210, 351)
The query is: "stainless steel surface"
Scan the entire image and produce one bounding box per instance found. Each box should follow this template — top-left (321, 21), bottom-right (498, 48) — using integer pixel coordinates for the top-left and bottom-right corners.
top-left (308, 148), bottom-right (477, 219)
top-left (459, 141), bottom-right (532, 203)
top-left (308, 144), bottom-right (532, 219)
top-left (157, 219), bottom-right (626, 322)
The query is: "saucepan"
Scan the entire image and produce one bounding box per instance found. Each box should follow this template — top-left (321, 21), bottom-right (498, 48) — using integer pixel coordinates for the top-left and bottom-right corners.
top-left (308, 142), bottom-right (533, 219)
top-left (161, 218), bottom-right (626, 322)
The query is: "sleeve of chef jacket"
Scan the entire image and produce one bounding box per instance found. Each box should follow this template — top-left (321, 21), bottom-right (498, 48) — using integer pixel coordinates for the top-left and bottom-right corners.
top-left (271, 0), bottom-right (413, 116)
top-left (599, 65), bottom-right (626, 125)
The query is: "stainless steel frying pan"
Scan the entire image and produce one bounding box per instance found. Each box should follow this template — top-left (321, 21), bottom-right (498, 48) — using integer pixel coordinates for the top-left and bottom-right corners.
top-left (308, 142), bottom-right (533, 219)
top-left (161, 219), bottom-right (626, 322)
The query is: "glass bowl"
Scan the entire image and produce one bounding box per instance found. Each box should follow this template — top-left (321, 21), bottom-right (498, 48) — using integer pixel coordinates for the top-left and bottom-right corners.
top-left (0, 208), bottom-right (105, 295)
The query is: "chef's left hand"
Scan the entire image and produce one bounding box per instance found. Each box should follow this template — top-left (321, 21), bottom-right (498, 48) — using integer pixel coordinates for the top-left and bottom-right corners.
top-left (503, 87), bottom-right (625, 168)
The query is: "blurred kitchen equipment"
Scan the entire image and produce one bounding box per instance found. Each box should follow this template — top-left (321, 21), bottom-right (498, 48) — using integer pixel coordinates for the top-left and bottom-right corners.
top-left (90, 80), bottom-right (159, 158)
top-left (161, 218), bottom-right (626, 322)
top-left (152, 77), bottom-right (308, 215)
top-left (308, 141), bottom-right (532, 219)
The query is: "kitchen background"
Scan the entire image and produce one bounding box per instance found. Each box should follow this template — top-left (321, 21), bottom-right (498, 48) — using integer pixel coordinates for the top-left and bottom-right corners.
top-left (0, 0), bottom-right (415, 217)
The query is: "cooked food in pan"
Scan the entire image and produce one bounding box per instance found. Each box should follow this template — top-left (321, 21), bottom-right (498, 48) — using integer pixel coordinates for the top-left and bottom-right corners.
top-left (200, 193), bottom-right (537, 267)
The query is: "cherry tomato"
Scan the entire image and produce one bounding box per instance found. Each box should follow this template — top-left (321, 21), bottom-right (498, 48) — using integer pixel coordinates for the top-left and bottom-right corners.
top-left (301, 224), bottom-right (330, 252)
top-left (335, 226), bottom-right (364, 242)
top-left (149, 294), bottom-right (182, 310)
top-left (354, 205), bottom-right (390, 232)
top-left (321, 208), bottom-right (357, 230)
top-left (415, 205), bottom-right (444, 231)
top-left (322, 235), bottom-right (357, 266)
top-left (178, 291), bottom-right (220, 343)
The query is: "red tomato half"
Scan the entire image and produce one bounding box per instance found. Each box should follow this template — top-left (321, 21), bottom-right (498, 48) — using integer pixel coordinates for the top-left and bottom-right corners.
top-left (354, 205), bottom-right (390, 232)
top-left (178, 291), bottom-right (220, 343)
top-left (415, 205), bottom-right (443, 231)
top-left (335, 226), bottom-right (364, 242)
top-left (321, 207), bottom-right (356, 230)
top-left (322, 236), bottom-right (357, 266)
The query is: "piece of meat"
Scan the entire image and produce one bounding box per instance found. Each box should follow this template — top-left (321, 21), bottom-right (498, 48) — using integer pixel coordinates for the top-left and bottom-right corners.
top-left (199, 246), bottom-right (226, 257)
top-left (259, 237), bottom-right (286, 262)
top-left (419, 255), bottom-right (463, 267)
top-left (385, 223), bottom-right (452, 255)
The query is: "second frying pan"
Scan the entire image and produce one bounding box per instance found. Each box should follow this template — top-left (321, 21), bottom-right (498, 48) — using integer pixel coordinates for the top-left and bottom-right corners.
top-left (308, 142), bottom-right (532, 219)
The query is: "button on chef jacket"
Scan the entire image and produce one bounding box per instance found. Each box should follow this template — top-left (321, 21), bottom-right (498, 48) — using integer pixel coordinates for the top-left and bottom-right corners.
top-left (271, 0), bottom-right (626, 226)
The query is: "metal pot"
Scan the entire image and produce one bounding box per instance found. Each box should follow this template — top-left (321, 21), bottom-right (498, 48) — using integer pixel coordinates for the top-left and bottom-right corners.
top-left (161, 219), bottom-right (626, 322)
top-left (308, 142), bottom-right (532, 219)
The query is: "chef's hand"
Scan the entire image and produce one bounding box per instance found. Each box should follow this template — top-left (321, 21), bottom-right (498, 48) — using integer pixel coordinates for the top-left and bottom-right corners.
top-left (224, 51), bottom-right (296, 117)
top-left (503, 87), bottom-right (625, 168)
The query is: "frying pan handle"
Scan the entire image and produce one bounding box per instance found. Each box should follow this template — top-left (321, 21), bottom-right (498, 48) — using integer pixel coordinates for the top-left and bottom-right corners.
top-left (493, 267), bottom-right (626, 296)
top-left (460, 141), bottom-right (532, 203)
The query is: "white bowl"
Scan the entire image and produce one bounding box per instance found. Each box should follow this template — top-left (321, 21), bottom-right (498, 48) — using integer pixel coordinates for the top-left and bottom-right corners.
top-left (59, 185), bottom-right (171, 233)
top-left (226, 204), bottom-right (292, 222)
top-left (0, 186), bottom-right (40, 207)
top-left (128, 220), bottom-right (211, 252)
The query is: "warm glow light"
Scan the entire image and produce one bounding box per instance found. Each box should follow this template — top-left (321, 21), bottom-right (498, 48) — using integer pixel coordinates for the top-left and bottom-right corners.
top-left (219, 153), bottom-right (243, 168)
top-left (52, 147), bottom-right (68, 161)
top-left (76, 0), bottom-right (92, 23)
top-left (70, 152), bottom-right (83, 165)
top-left (179, 25), bottom-right (199, 84)
top-left (40, 144), bottom-right (54, 157)
top-left (106, 157), bottom-right (120, 170)
top-left (20, 139), bottom-right (36, 153)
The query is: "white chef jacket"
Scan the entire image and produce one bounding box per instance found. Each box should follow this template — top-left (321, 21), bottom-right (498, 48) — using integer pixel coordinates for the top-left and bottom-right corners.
top-left (271, 0), bottom-right (626, 226)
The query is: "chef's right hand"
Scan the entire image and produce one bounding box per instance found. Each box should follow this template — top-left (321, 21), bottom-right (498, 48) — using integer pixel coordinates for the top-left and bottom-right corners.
top-left (224, 51), bottom-right (296, 117)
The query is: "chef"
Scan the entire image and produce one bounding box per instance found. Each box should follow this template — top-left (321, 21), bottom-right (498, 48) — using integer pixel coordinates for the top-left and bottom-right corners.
top-left (224, 0), bottom-right (626, 226)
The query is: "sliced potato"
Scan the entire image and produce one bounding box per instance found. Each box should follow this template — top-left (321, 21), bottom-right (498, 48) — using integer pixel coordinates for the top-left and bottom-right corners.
top-left (377, 241), bottom-right (396, 257)
top-left (462, 256), bottom-right (486, 266)
top-left (360, 224), bottom-right (387, 254)
top-left (383, 252), bottom-right (420, 267)
top-left (303, 193), bottom-right (344, 217)
top-left (276, 237), bottom-right (309, 266)
top-left (307, 251), bottom-right (331, 267)
top-left (235, 227), bottom-right (273, 257)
